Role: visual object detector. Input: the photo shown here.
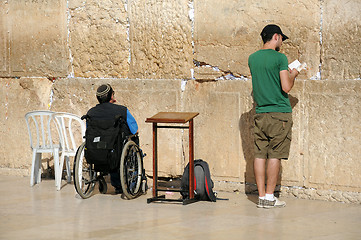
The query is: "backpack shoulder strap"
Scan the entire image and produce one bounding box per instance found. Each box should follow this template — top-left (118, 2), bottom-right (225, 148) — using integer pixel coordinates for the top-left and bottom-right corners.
top-left (195, 159), bottom-right (217, 202)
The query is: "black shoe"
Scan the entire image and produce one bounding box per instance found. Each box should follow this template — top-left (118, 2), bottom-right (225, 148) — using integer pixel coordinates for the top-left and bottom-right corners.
top-left (115, 187), bottom-right (123, 195)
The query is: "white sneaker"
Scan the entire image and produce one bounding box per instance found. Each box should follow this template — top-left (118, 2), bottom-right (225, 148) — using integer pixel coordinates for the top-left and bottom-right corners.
top-left (257, 198), bottom-right (265, 208)
top-left (263, 197), bottom-right (286, 208)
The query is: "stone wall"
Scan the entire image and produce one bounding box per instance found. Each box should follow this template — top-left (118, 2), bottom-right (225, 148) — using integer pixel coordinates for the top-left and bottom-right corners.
top-left (0, 0), bottom-right (68, 77)
top-left (0, 0), bottom-right (360, 203)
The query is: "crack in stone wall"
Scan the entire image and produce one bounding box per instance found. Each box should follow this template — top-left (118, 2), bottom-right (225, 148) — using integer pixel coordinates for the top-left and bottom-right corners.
top-left (193, 59), bottom-right (249, 81)
top-left (66, 0), bottom-right (75, 78)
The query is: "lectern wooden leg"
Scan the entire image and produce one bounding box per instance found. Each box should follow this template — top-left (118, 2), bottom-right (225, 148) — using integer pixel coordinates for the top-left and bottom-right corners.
top-left (188, 119), bottom-right (194, 199)
top-left (152, 122), bottom-right (158, 197)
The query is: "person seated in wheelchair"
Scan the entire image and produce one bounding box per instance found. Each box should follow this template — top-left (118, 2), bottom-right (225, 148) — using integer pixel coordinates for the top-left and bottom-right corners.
top-left (85, 83), bottom-right (139, 194)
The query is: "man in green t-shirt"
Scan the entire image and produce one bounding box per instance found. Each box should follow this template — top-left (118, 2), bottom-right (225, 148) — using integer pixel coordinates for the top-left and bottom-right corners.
top-left (248, 24), bottom-right (299, 208)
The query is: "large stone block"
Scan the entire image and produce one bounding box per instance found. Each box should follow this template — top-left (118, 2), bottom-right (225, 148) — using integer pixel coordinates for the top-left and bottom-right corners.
top-left (50, 79), bottom-right (96, 117)
top-left (194, 0), bottom-right (320, 80)
top-left (69, 0), bottom-right (130, 78)
top-left (182, 81), bottom-right (247, 181)
top-left (51, 78), bottom-right (183, 176)
top-left (50, 78), bottom-right (307, 186)
top-left (0, 0), bottom-right (68, 77)
top-left (278, 81), bottom-right (305, 187)
top-left (129, 0), bottom-right (193, 79)
top-left (238, 80), bottom-right (305, 186)
top-left (321, 0), bottom-right (361, 80)
top-left (281, 186), bottom-right (361, 204)
top-left (0, 78), bottom-right (53, 171)
top-left (304, 80), bottom-right (361, 191)
top-left (181, 79), bottom-right (305, 186)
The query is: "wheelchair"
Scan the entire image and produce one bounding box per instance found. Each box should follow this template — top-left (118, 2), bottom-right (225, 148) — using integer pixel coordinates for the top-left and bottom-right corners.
top-left (73, 115), bottom-right (147, 199)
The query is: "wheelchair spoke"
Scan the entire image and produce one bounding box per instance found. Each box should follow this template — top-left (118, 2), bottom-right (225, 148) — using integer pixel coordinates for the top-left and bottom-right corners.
top-left (124, 149), bottom-right (139, 193)
top-left (120, 140), bottom-right (144, 199)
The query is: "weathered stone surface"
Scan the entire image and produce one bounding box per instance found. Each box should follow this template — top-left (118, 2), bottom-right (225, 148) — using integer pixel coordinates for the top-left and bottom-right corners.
top-left (281, 186), bottom-right (361, 204)
top-left (215, 180), bottom-right (246, 193)
top-left (304, 80), bottom-right (361, 192)
top-left (0, 0), bottom-right (68, 77)
top-left (69, 0), bottom-right (130, 78)
top-left (183, 80), bottom-right (248, 181)
top-left (129, 0), bottom-right (193, 79)
top-left (321, 0), bottom-right (361, 80)
top-left (51, 78), bottom-right (183, 176)
top-left (0, 78), bottom-right (53, 172)
top-left (278, 81), bottom-right (305, 187)
top-left (182, 79), bottom-right (304, 187)
top-left (194, 0), bottom-right (320, 80)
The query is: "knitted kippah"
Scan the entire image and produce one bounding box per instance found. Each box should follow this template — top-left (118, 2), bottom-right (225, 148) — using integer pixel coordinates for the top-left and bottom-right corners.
top-left (96, 84), bottom-right (111, 97)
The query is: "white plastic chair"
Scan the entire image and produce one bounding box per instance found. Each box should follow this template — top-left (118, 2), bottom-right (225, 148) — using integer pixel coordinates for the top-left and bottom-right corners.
top-left (25, 110), bottom-right (60, 187)
top-left (53, 112), bottom-right (86, 190)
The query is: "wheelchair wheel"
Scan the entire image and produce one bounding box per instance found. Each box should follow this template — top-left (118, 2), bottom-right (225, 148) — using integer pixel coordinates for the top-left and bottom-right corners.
top-left (74, 142), bottom-right (96, 199)
top-left (120, 140), bottom-right (143, 199)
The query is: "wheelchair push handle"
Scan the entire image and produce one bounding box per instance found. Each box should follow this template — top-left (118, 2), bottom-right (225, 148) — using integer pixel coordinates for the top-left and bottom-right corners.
top-left (82, 114), bottom-right (125, 128)
top-left (81, 114), bottom-right (89, 120)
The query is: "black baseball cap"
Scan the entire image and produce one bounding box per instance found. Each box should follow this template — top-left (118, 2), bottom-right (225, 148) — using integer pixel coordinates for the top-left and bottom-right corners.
top-left (261, 24), bottom-right (289, 41)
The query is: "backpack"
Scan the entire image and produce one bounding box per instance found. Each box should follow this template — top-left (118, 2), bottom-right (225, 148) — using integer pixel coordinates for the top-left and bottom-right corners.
top-left (180, 159), bottom-right (216, 202)
top-left (84, 115), bottom-right (128, 171)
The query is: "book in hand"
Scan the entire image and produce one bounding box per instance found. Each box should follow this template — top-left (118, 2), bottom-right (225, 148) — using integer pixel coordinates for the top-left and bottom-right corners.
top-left (288, 60), bottom-right (307, 72)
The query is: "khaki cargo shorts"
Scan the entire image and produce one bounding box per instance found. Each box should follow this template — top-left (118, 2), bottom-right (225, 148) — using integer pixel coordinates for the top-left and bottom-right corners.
top-left (253, 112), bottom-right (293, 160)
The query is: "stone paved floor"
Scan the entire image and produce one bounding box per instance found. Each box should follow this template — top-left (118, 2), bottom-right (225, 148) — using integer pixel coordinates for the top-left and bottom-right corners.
top-left (1, 175), bottom-right (361, 240)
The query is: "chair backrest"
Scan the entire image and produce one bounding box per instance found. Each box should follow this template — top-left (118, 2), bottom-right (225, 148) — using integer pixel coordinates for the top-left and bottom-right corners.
top-left (25, 111), bottom-right (57, 150)
top-left (53, 112), bottom-right (86, 154)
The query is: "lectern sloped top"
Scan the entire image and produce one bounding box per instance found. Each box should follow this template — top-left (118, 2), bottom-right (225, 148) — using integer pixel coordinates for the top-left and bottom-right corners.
top-left (145, 112), bottom-right (199, 124)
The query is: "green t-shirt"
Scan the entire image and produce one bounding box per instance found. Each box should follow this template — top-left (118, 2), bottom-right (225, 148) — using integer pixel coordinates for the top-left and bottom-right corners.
top-left (248, 49), bottom-right (292, 113)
